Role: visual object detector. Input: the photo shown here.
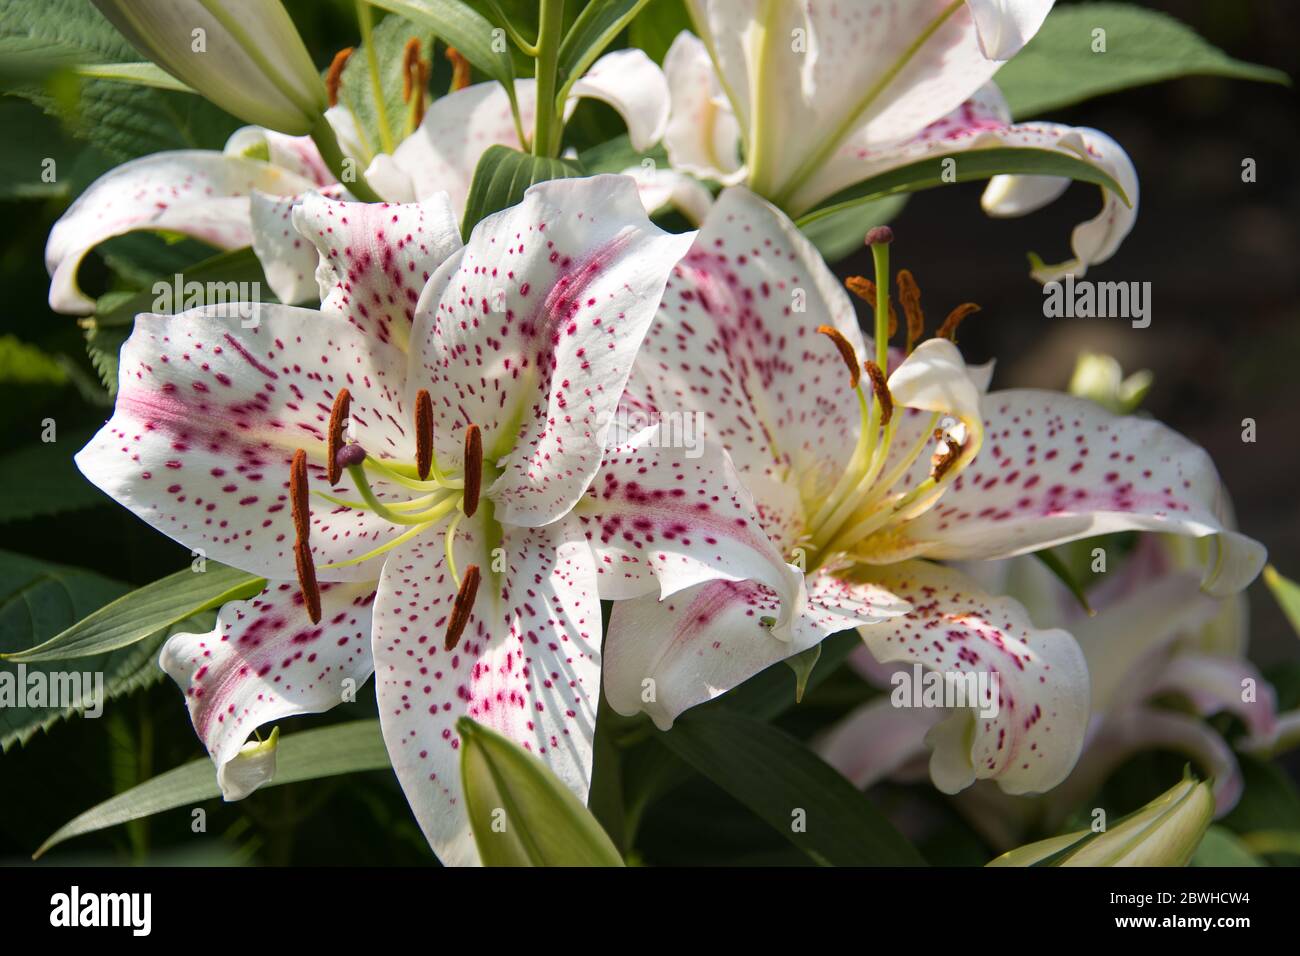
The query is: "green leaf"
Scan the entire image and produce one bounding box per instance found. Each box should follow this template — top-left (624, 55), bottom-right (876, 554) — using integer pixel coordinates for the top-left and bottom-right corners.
top-left (92, 246), bottom-right (274, 328)
top-left (557, 0), bottom-right (653, 96)
top-left (796, 147), bottom-right (1128, 230)
top-left (1192, 826), bottom-right (1265, 867)
top-left (996, 3), bottom-right (1289, 120)
top-left (1264, 565), bottom-right (1300, 638)
top-left (84, 324), bottom-right (129, 397)
top-left (34, 719), bottom-right (391, 858)
top-left (338, 11), bottom-right (433, 163)
top-left (1033, 548), bottom-right (1094, 617)
top-left (627, 0), bottom-right (691, 64)
top-left (659, 708), bottom-right (924, 866)
top-left (459, 717), bottom-right (625, 866)
top-left (0, 428), bottom-right (108, 524)
top-left (3, 562), bottom-right (265, 663)
top-left (578, 132), bottom-right (667, 175)
top-left (802, 194), bottom-right (908, 263)
top-left (0, 550), bottom-right (182, 751)
top-left (0, 334), bottom-right (68, 386)
top-left (367, 0), bottom-right (517, 93)
top-left (460, 144), bottom-right (583, 238)
top-left (0, 99), bottom-right (83, 201)
top-left (0, 0), bottom-right (241, 162)
top-left (73, 62), bottom-right (194, 93)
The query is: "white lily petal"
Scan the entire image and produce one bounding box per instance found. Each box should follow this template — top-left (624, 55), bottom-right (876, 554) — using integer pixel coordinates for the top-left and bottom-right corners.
top-left (46, 152), bottom-right (312, 314)
top-left (661, 31), bottom-right (745, 184)
top-left (816, 696), bottom-right (940, 790)
top-left (160, 579), bottom-right (376, 799)
top-left (568, 49), bottom-right (670, 151)
top-left (621, 165), bottom-right (715, 225)
top-left (223, 125), bottom-right (333, 187)
top-left (965, 0), bottom-right (1054, 61)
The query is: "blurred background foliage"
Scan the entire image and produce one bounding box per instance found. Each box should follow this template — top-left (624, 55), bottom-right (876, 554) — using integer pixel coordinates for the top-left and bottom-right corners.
top-left (0, 0), bottom-right (1296, 866)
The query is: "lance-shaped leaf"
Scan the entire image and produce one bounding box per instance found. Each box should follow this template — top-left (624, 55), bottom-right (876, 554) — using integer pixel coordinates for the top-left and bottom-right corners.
top-left (460, 144), bottom-right (583, 237)
top-left (989, 772), bottom-right (1215, 867)
top-left (659, 709), bottom-right (924, 866)
top-left (2, 562), bottom-right (265, 663)
top-left (34, 719), bottom-right (389, 858)
top-left (458, 717), bottom-right (624, 867)
top-left (1264, 565), bottom-right (1300, 638)
top-left (995, 3), bottom-right (1289, 120)
top-left (557, 0), bottom-right (653, 95)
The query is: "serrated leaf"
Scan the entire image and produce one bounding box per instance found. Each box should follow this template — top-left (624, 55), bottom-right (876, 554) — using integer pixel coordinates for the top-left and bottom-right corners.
top-left (460, 144), bottom-right (583, 237)
top-left (3, 562), bottom-right (265, 663)
top-left (92, 246), bottom-right (273, 328)
top-left (0, 428), bottom-right (107, 524)
top-left (0, 550), bottom-right (182, 751)
top-left (0, 0), bottom-right (240, 162)
top-left (459, 717), bottom-right (624, 866)
top-left (996, 3), bottom-right (1289, 120)
top-left (338, 12), bottom-right (433, 162)
top-left (85, 323), bottom-right (129, 397)
top-left (796, 147), bottom-right (1128, 230)
top-left (34, 719), bottom-right (390, 858)
top-left (659, 708), bottom-right (924, 866)
top-left (0, 334), bottom-right (67, 386)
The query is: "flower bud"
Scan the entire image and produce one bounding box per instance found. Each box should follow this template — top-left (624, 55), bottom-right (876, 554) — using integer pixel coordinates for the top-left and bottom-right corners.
top-left (92, 0), bottom-right (327, 135)
top-left (989, 772), bottom-right (1215, 867)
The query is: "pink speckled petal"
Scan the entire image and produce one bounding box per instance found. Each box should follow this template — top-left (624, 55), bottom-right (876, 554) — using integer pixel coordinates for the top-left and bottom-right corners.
top-left (249, 185), bottom-right (346, 305)
top-left (626, 186), bottom-right (864, 485)
top-left (578, 424), bottom-right (804, 631)
top-left (568, 49), bottom-right (670, 151)
top-left (868, 390), bottom-right (1267, 597)
top-left (849, 559), bottom-right (1090, 795)
top-left (372, 515), bottom-right (601, 866)
top-left (74, 303), bottom-right (416, 581)
top-left (388, 79), bottom-right (537, 215)
top-left (661, 31), bottom-right (744, 184)
top-left (410, 175), bottom-right (695, 528)
top-left (46, 151), bottom-right (314, 314)
top-left (161, 578), bottom-right (376, 800)
top-left (603, 568), bottom-right (906, 730)
top-left (293, 192), bottom-right (462, 350)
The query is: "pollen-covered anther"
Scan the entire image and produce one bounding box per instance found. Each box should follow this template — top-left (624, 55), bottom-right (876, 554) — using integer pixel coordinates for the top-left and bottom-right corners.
top-left (864, 360), bottom-right (893, 425)
top-left (401, 37), bottom-right (421, 101)
top-left (325, 47), bottom-right (353, 107)
top-left (816, 325), bottom-right (861, 388)
top-left (327, 388), bottom-right (352, 487)
top-left (415, 389), bottom-right (434, 480)
top-left (290, 448), bottom-right (310, 543)
top-left (897, 269), bottom-right (925, 351)
top-left (462, 424), bottom-right (482, 518)
top-left (844, 277), bottom-right (897, 339)
top-left (446, 45), bottom-right (471, 92)
top-left (444, 564), bottom-right (481, 651)
top-left (930, 427), bottom-right (966, 481)
top-left (937, 303), bottom-right (980, 343)
top-left (294, 538), bottom-right (322, 625)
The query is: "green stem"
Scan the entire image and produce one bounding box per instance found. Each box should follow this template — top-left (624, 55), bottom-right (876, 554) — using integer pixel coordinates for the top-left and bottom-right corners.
top-left (871, 240), bottom-right (890, 370)
top-left (310, 113), bottom-right (383, 202)
top-left (356, 0), bottom-right (395, 154)
top-left (531, 0), bottom-right (566, 158)
top-left (487, 0), bottom-right (540, 56)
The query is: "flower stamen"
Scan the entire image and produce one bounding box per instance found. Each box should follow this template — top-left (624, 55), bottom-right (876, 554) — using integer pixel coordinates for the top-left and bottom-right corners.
top-left (294, 539), bottom-right (322, 624)
top-left (327, 388), bottom-right (351, 487)
top-left (816, 325), bottom-right (861, 388)
top-left (897, 269), bottom-right (925, 352)
top-left (863, 360), bottom-right (893, 426)
top-left (446, 46), bottom-right (471, 93)
top-left (325, 47), bottom-right (353, 108)
top-left (415, 388), bottom-right (434, 481)
top-left (462, 424), bottom-right (482, 519)
top-left (937, 303), bottom-right (980, 343)
top-left (444, 563), bottom-right (481, 651)
top-left (290, 448), bottom-right (311, 543)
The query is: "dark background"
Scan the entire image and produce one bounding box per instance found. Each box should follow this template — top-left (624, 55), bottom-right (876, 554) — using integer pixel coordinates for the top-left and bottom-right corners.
top-left (0, 0), bottom-right (1295, 865)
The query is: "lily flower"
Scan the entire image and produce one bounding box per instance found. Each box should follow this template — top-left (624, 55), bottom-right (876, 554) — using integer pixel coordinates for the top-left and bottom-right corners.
top-left (46, 49), bottom-right (666, 314)
top-left (658, 1), bottom-right (1137, 281)
top-left (75, 176), bottom-right (794, 864)
top-left (602, 188), bottom-right (1265, 798)
top-left (91, 0), bottom-right (327, 135)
